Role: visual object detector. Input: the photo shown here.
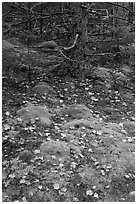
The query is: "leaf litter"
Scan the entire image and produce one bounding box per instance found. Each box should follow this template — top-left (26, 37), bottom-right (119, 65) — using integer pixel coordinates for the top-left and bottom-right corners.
top-left (2, 41), bottom-right (135, 202)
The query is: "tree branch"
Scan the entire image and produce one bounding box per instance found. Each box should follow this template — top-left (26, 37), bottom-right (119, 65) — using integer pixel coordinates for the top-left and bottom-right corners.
top-left (63, 34), bottom-right (79, 50)
top-left (2, 9), bottom-right (13, 18)
top-left (110, 15), bottom-right (135, 25)
top-left (107, 2), bottom-right (135, 14)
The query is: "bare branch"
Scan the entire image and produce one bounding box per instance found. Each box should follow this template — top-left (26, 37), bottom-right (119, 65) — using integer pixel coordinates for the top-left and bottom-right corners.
top-left (2, 9), bottom-right (13, 18)
top-left (13, 2), bottom-right (34, 14)
top-left (88, 52), bottom-right (121, 56)
top-left (107, 2), bottom-right (135, 14)
top-left (110, 15), bottom-right (135, 25)
top-left (63, 34), bottom-right (79, 50)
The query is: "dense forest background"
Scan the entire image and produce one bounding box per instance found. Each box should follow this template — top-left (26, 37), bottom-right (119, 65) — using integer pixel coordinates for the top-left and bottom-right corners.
top-left (3, 2), bottom-right (135, 73)
top-left (2, 2), bottom-right (135, 202)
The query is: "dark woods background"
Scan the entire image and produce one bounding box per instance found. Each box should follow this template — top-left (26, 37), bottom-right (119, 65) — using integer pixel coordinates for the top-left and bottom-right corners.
top-left (2, 2), bottom-right (135, 74)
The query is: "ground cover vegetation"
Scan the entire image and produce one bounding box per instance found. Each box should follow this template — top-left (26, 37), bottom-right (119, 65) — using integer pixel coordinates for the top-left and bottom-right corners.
top-left (2, 2), bottom-right (135, 202)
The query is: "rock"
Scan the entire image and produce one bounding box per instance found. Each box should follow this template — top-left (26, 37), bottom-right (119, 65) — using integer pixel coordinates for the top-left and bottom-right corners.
top-left (93, 67), bottom-right (112, 82)
top-left (122, 120), bottom-right (135, 131)
top-left (103, 107), bottom-right (118, 115)
top-left (115, 72), bottom-right (127, 85)
top-left (46, 55), bottom-right (62, 61)
top-left (62, 119), bottom-right (94, 130)
top-left (33, 82), bottom-right (55, 95)
top-left (40, 140), bottom-right (70, 164)
top-left (55, 104), bottom-right (94, 120)
top-left (19, 150), bottom-right (33, 163)
top-left (40, 140), bottom-right (81, 164)
top-left (6, 130), bottom-right (19, 139)
top-left (17, 102), bottom-right (52, 126)
top-left (65, 81), bottom-right (75, 91)
top-left (122, 92), bottom-right (134, 101)
top-left (48, 97), bottom-right (60, 106)
top-left (2, 40), bottom-right (15, 50)
top-left (120, 65), bottom-right (131, 75)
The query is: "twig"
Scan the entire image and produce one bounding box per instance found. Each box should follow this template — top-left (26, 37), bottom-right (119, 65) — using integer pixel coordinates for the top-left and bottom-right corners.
top-left (107, 2), bottom-right (135, 14)
top-left (87, 52), bottom-right (121, 56)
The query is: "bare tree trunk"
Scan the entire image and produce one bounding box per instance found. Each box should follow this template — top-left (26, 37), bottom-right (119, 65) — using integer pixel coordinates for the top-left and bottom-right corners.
top-left (40, 3), bottom-right (43, 35)
top-left (128, 2), bottom-right (134, 32)
top-left (72, 3), bottom-right (88, 60)
top-left (110, 7), bottom-right (115, 38)
top-left (128, 2), bottom-right (134, 23)
top-left (27, 2), bottom-right (32, 31)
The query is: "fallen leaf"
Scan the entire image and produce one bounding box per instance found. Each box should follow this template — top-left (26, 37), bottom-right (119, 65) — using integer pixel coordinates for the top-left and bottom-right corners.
top-left (22, 197), bottom-right (27, 202)
top-left (73, 197), bottom-right (79, 201)
top-left (124, 174), bottom-right (130, 178)
top-left (9, 174), bottom-right (15, 178)
top-left (94, 192), bottom-right (99, 198)
top-left (17, 117), bottom-right (23, 122)
top-left (122, 102), bottom-right (127, 106)
top-left (129, 191), bottom-right (135, 196)
top-left (88, 92), bottom-right (94, 95)
top-left (6, 111), bottom-right (10, 116)
top-left (3, 124), bottom-right (10, 131)
top-left (86, 190), bottom-right (93, 196)
top-left (101, 170), bottom-right (105, 176)
top-left (53, 183), bottom-right (60, 189)
top-left (70, 162), bottom-right (77, 169)
top-left (92, 185), bottom-right (96, 189)
top-left (38, 185), bottom-right (43, 189)
top-left (59, 163), bottom-right (64, 168)
top-left (20, 179), bottom-right (26, 184)
top-left (96, 131), bottom-right (102, 135)
top-left (34, 149), bottom-right (40, 154)
top-left (45, 133), bottom-right (50, 136)
top-left (127, 138), bottom-right (133, 142)
top-left (61, 187), bottom-right (67, 192)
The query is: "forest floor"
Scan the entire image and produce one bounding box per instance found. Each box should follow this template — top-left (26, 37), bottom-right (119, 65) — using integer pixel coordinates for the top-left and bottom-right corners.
top-left (2, 39), bottom-right (135, 202)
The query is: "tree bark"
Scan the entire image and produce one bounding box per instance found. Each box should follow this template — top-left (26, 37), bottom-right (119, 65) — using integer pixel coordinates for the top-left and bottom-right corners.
top-left (71, 3), bottom-right (88, 60)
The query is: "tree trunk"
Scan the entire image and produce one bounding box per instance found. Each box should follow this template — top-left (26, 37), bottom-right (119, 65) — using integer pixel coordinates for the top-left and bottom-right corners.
top-left (40, 3), bottom-right (43, 35)
top-left (27, 2), bottom-right (32, 32)
top-left (71, 3), bottom-right (88, 60)
top-left (128, 2), bottom-right (134, 23)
